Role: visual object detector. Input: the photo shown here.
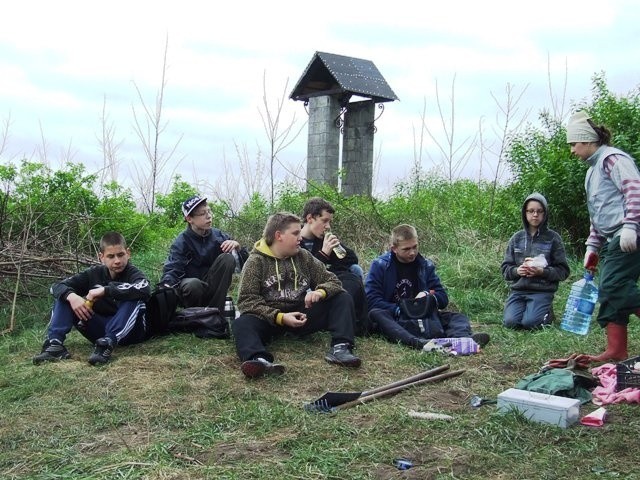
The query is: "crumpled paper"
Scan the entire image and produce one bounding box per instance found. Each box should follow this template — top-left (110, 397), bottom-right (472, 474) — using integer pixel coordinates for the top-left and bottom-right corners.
top-left (525, 254), bottom-right (548, 268)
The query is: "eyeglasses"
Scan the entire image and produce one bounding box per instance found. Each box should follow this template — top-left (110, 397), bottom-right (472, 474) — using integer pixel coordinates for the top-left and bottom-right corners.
top-left (526, 209), bottom-right (544, 215)
top-left (192, 208), bottom-right (212, 218)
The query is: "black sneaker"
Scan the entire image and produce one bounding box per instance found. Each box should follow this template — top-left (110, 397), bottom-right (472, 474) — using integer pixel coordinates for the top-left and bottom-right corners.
top-left (88, 337), bottom-right (114, 366)
top-left (472, 333), bottom-right (490, 347)
top-left (241, 357), bottom-right (285, 379)
top-left (33, 339), bottom-right (71, 364)
top-left (325, 343), bottom-right (361, 368)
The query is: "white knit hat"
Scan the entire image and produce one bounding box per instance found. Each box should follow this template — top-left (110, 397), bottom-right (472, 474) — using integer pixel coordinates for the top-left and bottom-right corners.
top-left (566, 111), bottom-right (599, 143)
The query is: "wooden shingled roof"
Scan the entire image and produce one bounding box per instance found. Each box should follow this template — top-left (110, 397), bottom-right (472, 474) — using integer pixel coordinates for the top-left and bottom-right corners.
top-left (290, 51), bottom-right (398, 104)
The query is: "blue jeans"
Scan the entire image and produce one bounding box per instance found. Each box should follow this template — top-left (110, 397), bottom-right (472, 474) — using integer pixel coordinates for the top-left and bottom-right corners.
top-left (47, 299), bottom-right (147, 345)
top-left (349, 264), bottom-right (364, 279)
top-left (503, 291), bottom-right (554, 329)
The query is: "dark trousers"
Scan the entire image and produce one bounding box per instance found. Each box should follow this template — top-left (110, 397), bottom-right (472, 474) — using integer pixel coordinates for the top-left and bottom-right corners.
top-left (232, 291), bottom-right (356, 362)
top-left (47, 299), bottom-right (147, 346)
top-left (597, 236), bottom-right (640, 326)
top-left (369, 308), bottom-right (472, 348)
top-left (335, 271), bottom-right (369, 336)
top-left (177, 253), bottom-right (235, 310)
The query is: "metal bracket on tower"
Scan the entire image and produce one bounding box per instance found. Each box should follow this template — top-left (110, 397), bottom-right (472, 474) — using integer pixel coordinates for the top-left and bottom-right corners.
top-left (366, 103), bottom-right (385, 135)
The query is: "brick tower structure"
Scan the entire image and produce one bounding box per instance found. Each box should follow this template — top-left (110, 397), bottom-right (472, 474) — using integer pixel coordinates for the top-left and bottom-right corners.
top-left (290, 52), bottom-right (398, 196)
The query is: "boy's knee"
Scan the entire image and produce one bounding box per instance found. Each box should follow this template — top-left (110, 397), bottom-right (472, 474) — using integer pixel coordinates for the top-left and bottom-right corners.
top-left (181, 278), bottom-right (206, 298)
top-left (216, 253), bottom-right (236, 269)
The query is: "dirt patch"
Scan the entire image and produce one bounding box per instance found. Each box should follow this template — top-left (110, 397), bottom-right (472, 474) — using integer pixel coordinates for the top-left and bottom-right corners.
top-left (204, 437), bottom-right (291, 466)
top-left (371, 445), bottom-right (473, 479)
top-left (77, 423), bottom-right (153, 455)
top-left (413, 388), bottom-right (469, 411)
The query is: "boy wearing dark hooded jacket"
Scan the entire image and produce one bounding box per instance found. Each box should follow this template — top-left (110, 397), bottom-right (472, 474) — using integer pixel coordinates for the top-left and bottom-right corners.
top-left (233, 212), bottom-right (361, 379)
top-left (501, 192), bottom-right (570, 329)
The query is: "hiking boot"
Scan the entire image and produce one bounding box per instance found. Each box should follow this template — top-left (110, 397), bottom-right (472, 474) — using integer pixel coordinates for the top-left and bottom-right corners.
top-left (325, 343), bottom-right (361, 368)
top-left (33, 339), bottom-right (71, 364)
top-left (241, 357), bottom-right (285, 379)
top-left (472, 332), bottom-right (490, 347)
top-left (88, 337), bottom-right (114, 366)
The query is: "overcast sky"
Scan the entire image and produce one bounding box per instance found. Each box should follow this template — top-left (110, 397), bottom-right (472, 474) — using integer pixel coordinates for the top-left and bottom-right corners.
top-left (1, 0), bottom-right (638, 202)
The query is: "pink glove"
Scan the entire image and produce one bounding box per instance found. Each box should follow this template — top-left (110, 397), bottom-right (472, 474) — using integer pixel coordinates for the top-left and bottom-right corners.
top-left (619, 226), bottom-right (638, 253)
top-left (583, 248), bottom-right (599, 272)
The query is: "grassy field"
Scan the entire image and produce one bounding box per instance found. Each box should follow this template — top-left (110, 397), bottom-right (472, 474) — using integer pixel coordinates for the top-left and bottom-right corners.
top-left (1, 250), bottom-right (639, 479)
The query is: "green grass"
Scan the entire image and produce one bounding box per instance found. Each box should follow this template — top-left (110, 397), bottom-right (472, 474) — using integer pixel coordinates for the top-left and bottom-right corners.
top-left (1, 245), bottom-right (639, 479)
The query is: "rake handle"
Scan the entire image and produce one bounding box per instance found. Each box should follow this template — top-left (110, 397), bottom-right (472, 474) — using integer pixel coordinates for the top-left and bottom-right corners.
top-left (336, 369), bottom-right (465, 411)
top-left (363, 364), bottom-right (450, 397)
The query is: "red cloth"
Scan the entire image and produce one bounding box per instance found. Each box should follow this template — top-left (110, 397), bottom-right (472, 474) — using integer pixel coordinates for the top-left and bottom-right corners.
top-left (591, 363), bottom-right (640, 406)
top-left (580, 407), bottom-right (607, 427)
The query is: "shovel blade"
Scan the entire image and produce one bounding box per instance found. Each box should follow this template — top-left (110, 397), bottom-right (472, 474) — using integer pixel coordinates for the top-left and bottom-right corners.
top-left (305, 391), bottom-right (362, 412)
top-left (309, 392), bottom-right (362, 409)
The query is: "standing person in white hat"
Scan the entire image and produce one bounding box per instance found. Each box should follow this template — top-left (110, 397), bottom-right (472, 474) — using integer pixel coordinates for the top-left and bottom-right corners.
top-left (566, 111), bottom-right (640, 363)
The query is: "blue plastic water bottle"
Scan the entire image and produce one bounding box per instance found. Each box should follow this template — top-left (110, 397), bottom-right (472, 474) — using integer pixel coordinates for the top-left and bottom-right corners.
top-left (560, 271), bottom-right (599, 335)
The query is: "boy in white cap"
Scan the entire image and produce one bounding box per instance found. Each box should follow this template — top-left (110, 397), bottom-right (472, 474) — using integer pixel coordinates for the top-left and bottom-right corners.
top-left (565, 111), bottom-right (640, 363)
top-left (161, 195), bottom-right (248, 310)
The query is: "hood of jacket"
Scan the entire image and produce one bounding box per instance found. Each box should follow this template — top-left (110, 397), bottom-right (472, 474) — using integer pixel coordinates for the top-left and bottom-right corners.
top-left (521, 192), bottom-right (549, 233)
top-left (253, 238), bottom-right (278, 258)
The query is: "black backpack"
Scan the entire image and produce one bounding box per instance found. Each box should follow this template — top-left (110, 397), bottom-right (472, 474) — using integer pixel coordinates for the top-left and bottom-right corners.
top-left (145, 286), bottom-right (179, 338)
top-left (171, 307), bottom-right (230, 339)
top-left (145, 287), bottom-right (229, 339)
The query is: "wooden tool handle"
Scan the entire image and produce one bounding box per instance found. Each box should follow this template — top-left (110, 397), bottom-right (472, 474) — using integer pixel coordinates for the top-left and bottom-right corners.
top-left (336, 369), bottom-right (465, 411)
top-left (363, 364), bottom-right (450, 396)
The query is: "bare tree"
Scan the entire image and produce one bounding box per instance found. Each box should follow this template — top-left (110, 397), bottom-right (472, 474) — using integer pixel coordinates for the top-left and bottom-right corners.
top-left (410, 99), bottom-right (429, 188)
top-left (0, 113), bottom-right (10, 158)
top-left (257, 71), bottom-right (306, 207)
top-left (546, 55), bottom-right (569, 122)
top-left (36, 120), bottom-right (50, 166)
top-left (415, 75), bottom-right (478, 182)
top-left (97, 95), bottom-right (123, 190)
top-left (131, 35), bottom-right (183, 213)
top-left (481, 82), bottom-right (530, 228)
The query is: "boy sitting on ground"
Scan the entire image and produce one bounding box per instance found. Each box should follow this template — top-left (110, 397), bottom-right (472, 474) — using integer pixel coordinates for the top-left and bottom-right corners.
top-left (232, 212), bottom-right (362, 378)
top-left (161, 195), bottom-right (248, 311)
top-left (33, 231), bottom-right (151, 366)
top-left (299, 197), bottom-right (369, 335)
top-left (365, 224), bottom-right (489, 350)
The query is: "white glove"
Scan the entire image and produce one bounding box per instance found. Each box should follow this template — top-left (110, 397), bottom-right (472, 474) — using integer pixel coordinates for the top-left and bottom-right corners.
top-left (619, 226), bottom-right (638, 253)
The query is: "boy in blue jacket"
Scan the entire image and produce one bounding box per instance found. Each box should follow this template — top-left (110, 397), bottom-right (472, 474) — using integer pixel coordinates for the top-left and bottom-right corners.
top-left (366, 224), bottom-right (489, 349)
top-left (33, 232), bottom-right (150, 365)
